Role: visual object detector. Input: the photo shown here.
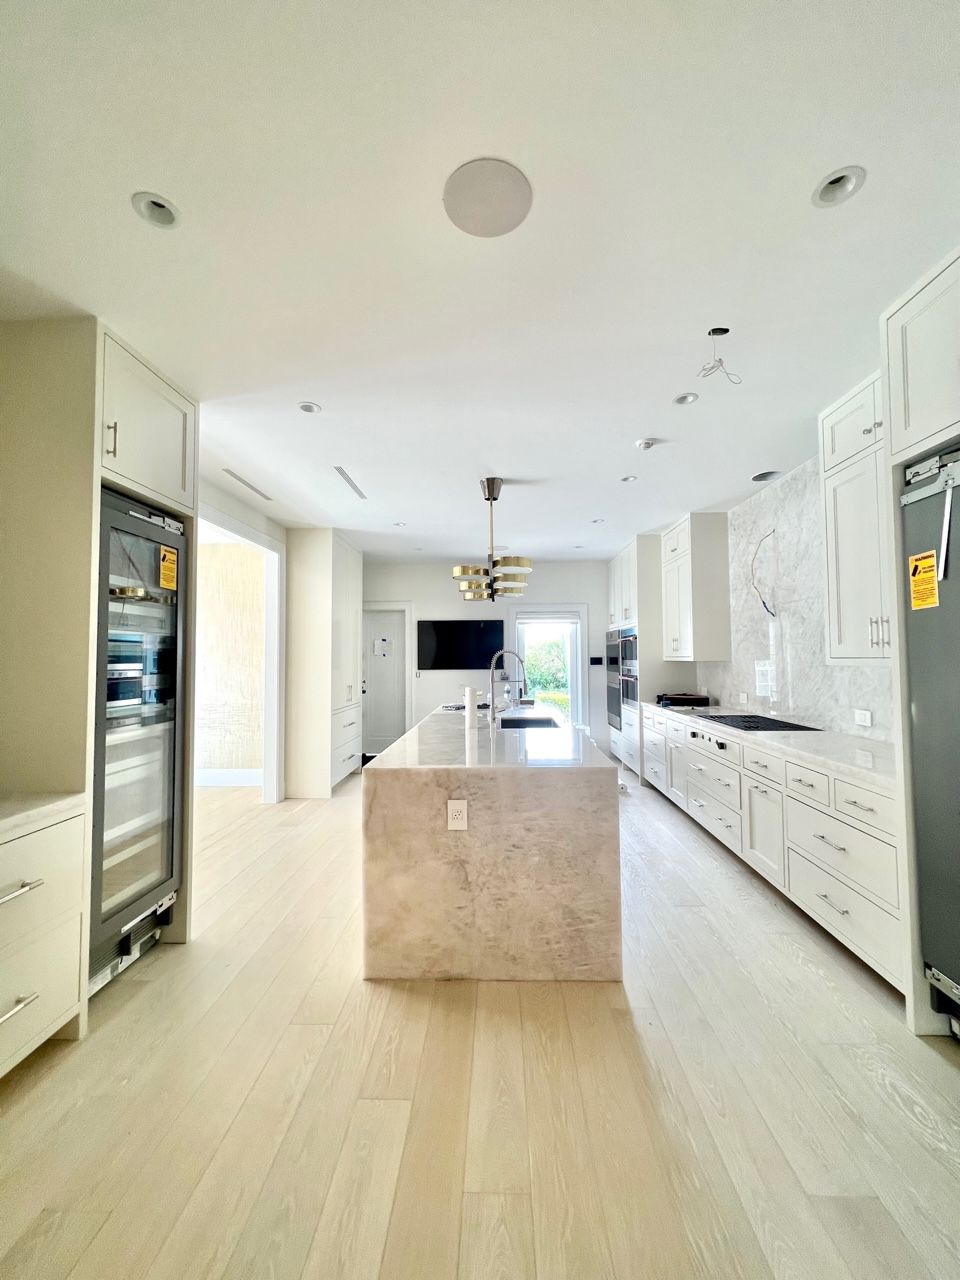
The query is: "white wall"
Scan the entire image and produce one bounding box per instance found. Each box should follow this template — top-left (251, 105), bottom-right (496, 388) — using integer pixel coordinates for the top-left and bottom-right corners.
top-left (199, 478), bottom-right (287, 545)
top-left (363, 558), bottom-right (610, 745)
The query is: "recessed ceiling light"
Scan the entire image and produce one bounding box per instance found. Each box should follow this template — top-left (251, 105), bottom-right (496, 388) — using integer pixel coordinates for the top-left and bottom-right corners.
top-left (812, 166), bottom-right (866, 208)
top-left (591, 518), bottom-right (605, 524)
top-left (298, 401), bottom-right (322, 414)
top-left (620, 475), bottom-right (638, 483)
top-left (673, 392), bottom-right (699, 406)
top-left (393, 521), bottom-right (406, 527)
top-left (443, 158), bottom-right (533, 237)
top-left (131, 191), bottom-right (180, 229)
top-left (751, 470), bottom-right (783, 482)
top-left (573, 544), bottom-right (584, 549)
top-left (635, 438), bottom-right (657, 450)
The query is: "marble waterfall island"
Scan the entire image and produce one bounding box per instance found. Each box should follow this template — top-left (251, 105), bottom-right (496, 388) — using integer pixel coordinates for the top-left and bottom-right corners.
top-left (362, 709), bottom-right (621, 980)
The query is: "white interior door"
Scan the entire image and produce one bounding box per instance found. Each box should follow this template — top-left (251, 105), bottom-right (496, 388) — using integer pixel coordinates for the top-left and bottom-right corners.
top-left (362, 610), bottom-right (406, 754)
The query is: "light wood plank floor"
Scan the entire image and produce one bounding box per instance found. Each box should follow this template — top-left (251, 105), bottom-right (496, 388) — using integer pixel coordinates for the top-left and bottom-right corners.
top-left (2, 778), bottom-right (959, 1280)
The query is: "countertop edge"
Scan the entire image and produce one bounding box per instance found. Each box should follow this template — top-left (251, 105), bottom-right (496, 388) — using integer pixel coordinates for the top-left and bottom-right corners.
top-left (0, 793), bottom-right (88, 845)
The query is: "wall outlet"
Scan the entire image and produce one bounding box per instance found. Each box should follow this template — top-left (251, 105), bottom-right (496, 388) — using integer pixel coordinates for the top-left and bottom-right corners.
top-left (739, 691), bottom-right (748, 705)
top-left (854, 709), bottom-right (873, 728)
top-left (447, 799), bottom-right (468, 831)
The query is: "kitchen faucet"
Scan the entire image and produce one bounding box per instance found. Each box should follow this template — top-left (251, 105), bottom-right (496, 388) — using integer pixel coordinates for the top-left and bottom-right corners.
top-left (488, 648), bottom-right (527, 718)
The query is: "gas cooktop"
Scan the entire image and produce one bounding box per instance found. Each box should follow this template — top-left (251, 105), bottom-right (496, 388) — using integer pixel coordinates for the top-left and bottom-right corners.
top-left (700, 713), bottom-right (820, 732)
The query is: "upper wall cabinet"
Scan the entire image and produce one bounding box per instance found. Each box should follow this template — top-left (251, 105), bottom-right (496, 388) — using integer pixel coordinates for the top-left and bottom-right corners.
top-left (882, 250), bottom-right (960, 465)
top-left (819, 374), bottom-right (892, 662)
top-left (607, 538), bottom-right (638, 627)
top-left (101, 334), bottom-right (197, 511)
top-left (660, 514), bottom-right (730, 662)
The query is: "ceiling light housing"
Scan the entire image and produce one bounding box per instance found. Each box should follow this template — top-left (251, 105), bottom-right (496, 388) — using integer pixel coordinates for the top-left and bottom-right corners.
top-left (635, 438), bottom-right (657, 451)
top-left (673, 392), bottom-right (699, 406)
top-left (812, 166), bottom-right (866, 208)
top-left (393, 521), bottom-right (406, 527)
top-left (298, 401), bottom-right (322, 414)
top-left (131, 191), bottom-right (180, 229)
top-left (443, 158), bottom-right (533, 237)
top-left (751, 470), bottom-right (783, 483)
top-left (620, 475), bottom-right (638, 483)
top-left (591, 518), bottom-right (605, 524)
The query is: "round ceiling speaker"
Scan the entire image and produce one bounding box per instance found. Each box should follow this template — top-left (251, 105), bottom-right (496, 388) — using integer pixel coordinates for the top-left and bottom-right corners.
top-left (443, 159), bottom-right (533, 237)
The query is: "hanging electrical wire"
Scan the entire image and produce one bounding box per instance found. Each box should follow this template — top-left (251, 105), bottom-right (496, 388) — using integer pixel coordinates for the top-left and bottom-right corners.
top-left (697, 326), bottom-right (742, 384)
top-left (751, 528), bottom-right (776, 617)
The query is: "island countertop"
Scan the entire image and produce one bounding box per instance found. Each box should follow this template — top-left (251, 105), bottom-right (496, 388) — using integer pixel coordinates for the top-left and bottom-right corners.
top-left (366, 707), bottom-right (615, 771)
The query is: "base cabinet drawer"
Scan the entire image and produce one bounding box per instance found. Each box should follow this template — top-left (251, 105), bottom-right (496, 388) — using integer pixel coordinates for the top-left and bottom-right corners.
top-left (643, 756), bottom-right (668, 793)
top-left (0, 817), bottom-right (84, 952)
top-left (742, 746), bottom-right (786, 787)
top-left (743, 781), bottom-right (785, 887)
top-left (786, 762), bottom-right (830, 806)
top-left (834, 779), bottom-right (897, 837)
top-left (609, 727), bottom-right (623, 760)
top-left (331, 736), bottom-right (362, 787)
top-left (0, 915), bottom-right (82, 1072)
top-left (788, 850), bottom-right (901, 981)
top-left (332, 704), bottom-right (362, 748)
top-left (786, 797), bottom-right (898, 907)
top-left (621, 739), bottom-right (640, 774)
top-left (687, 784), bottom-right (742, 855)
top-left (665, 718), bottom-right (687, 744)
top-left (643, 730), bottom-right (666, 764)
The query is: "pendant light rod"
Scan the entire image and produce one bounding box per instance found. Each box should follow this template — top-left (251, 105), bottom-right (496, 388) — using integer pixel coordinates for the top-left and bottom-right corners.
top-left (450, 477), bottom-right (532, 602)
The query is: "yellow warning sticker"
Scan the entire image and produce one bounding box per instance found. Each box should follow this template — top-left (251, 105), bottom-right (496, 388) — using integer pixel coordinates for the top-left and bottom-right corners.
top-left (908, 549), bottom-right (939, 610)
top-left (159, 546), bottom-right (178, 592)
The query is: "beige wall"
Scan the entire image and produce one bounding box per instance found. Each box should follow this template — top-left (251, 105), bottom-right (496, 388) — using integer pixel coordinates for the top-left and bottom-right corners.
top-left (195, 542), bottom-right (265, 770)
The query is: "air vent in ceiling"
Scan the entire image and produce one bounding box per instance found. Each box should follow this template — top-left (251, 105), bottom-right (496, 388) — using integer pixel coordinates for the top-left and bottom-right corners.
top-left (222, 468), bottom-right (272, 501)
top-left (334, 466), bottom-right (367, 500)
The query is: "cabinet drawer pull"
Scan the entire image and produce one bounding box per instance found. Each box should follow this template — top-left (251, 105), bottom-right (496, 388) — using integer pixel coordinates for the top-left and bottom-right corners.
top-left (0, 878), bottom-right (44, 908)
top-left (813, 832), bottom-right (847, 853)
top-left (342, 752), bottom-right (357, 764)
top-left (815, 892), bottom-right (850, 917)
top-left (690, 798), bottom-right (704, 809)
top-left (342, 720), bottom-right (356, 729)
top-left (689, 763), bottom-right (704, 772)
top-left (791, 777), bottom-right (816, 789)
top-left (105, 420), bottom-right (119, 457)
top-left (0, 992), bottom-right (39, 1026)
top-left (749, 760), bottom-right (768, 770)
top-left (843, 798), bottom-right (876, 814)
top-left (751, 785), bottom-right (769, 796)
top-left (717, 779), bottom-right (733, 789)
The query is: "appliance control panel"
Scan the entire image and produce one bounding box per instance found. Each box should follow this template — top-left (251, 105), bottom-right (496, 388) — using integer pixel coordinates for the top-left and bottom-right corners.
top-left (685, 726), bottom-right (743, 767)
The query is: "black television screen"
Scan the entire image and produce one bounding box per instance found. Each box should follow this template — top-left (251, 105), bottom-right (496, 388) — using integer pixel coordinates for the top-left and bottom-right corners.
top-left (417, 619), bottom-right (504, 670)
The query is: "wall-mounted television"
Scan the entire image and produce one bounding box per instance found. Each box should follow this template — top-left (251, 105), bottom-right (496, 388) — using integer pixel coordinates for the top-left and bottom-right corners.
top-left (417, 619), bottom-right (504, 670)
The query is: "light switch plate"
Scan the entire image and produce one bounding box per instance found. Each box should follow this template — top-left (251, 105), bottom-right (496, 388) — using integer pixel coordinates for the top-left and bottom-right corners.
top-left (447, 799), bottom-right (468, 830)
top-left (854, 709), bottom-right (873, 728)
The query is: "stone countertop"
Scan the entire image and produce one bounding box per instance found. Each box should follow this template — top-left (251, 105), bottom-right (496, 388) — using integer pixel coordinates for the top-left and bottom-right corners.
top-left (642, 704), bottom-right (898, 794)
top-left (0, 792), bottom-right (87, 844)
top-left (366, 708), bottom-right (615, 771)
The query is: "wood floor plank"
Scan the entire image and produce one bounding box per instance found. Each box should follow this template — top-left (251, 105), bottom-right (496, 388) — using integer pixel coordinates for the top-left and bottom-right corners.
top-left (359, 979), bottom-right (434, 1100)
top-left (457, 1193), bottom-right (536, 1280)
top-left (143, 1024), bottom-right (330, 1280)
top-left (519, 982), bottom-right (616, 1280)
top-left (291, 909), bottom-right (362, 1024)
top-left (300, 1098), bottom-right (411, 1280)
top-left (378, 981), bottom-right (477, 1280)
top-left (464, 982), bottom-right (529, 1194)
top-left (812, 1196), bottom-right (937, 1280)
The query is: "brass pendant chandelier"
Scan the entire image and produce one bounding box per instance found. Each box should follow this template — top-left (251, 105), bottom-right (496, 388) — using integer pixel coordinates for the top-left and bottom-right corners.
top-left (451, 477), bottom-right (533, 601)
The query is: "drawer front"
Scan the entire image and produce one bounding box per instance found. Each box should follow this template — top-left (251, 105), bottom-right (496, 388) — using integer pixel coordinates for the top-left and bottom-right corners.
top-left (686, 784), bottom-right (742, 855)
top-left (742, 746), bottom-right (786, 786)
top-left (684, 754), bottom-right (740, 810)
top-left (834, 779), bottom-right (897, 837)
top-left (0, 818), bottom-right (84, 951)
top-left (821, 380), bottom-right (881, 471)
top-left (643, 756), bottom-right (667, 793)
top-left (786, 797), bottom-right (898, 907)
top-left (642, 707), bottom-right (654, 729)
top-left (652, 711), bottom-right (667, 732)
top-left (786, 761), bottom-right (830, 806)
top-left (621, 705), bottom-right (640, 735)
top-left (662, 518), bottom-right (690, 562)
top-left (621, 738), bottom-right (640, 773)
top-left (687, 729), bottom-right (742, 767)
top-left (609, 727), bottom-right (623, 760)
top-left (643, 729), bottom-right (666, 763)
top-left (0, 914), bottom-right (82, 1071)
top-left (331, 736), bottom-right (362, 786)
top-left (332, 704), bottom-right (362, 748)
top-left (788, 850), bottom-right (901, 981)
top-left (665, 718), bottom-right (687, 743)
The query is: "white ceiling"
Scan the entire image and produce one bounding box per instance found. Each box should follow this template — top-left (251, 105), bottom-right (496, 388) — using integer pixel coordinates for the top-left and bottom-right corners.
top-left (2, 0), bottom-right (959, 559)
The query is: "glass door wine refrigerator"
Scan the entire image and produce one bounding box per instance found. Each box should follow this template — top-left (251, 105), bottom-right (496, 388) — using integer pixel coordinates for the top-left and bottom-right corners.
top-left (90, 489), bottom-right (187, 990)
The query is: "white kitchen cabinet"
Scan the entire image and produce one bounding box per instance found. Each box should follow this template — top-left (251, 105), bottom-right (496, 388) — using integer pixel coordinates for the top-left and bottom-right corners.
top-left (660, 514), bottom-right (729, 661)
top-left (883, 251), bottom-right (960, 463)
top-left (607, 555), bottom-right (619, 627)
top-left (819, 374), bottom-right (882, 472)
top-left (607, 539), bottom-right (638, 626)
top-left (822, 448), bottom-right (892, 660)
top-left (101, 334), bottom-right (197, 511)
top-left (666, 740), bottom-right (686, 807)
top-left (743, 779), bottom-right (785, 887)
top-left (331, 535), bottom-right (363, 710)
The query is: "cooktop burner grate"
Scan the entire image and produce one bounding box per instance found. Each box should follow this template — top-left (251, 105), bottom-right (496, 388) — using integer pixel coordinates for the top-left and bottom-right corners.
top-left (701, 713), bottom-right (820, 732)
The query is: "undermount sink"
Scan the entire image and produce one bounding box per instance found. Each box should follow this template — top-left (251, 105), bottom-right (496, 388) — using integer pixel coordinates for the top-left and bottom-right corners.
top-left (499, 714), bottom-right (560, 729)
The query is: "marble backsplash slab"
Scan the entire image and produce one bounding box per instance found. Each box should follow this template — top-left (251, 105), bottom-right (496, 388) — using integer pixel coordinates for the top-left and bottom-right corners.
top-left (696, 458), bottom-right (893, 741)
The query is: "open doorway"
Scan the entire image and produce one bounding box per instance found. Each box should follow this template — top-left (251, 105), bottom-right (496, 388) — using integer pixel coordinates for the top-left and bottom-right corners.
top-left (515, 612), bottom-right (583, 725)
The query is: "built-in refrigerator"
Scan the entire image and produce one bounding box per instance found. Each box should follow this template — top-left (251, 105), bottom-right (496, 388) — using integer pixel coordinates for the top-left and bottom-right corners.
top-left (90, 488), bottom-right (187, 990)
top-left (900, 452), bottom-right (960, 1027)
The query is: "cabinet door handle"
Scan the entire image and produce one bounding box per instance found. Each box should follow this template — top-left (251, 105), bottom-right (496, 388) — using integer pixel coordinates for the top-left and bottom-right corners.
top-left (813, 832), bottom-right (847, 853)
top-left (843, 798), bottom-right (876, 814)
top-left (105, 420), bottom-right (119, 457)
top-left (881, 617), bottom-right (891, 647)
top-left (868, 617), bottom-right (880, 648)
top-left (815, 892), bottom-right (850, 917)
top-left (0, 992), bottom-right (39, 1026)
top-left (791, 777), bottom-right (816, 789)
top-left (0, 877), bottom-right (44, 908)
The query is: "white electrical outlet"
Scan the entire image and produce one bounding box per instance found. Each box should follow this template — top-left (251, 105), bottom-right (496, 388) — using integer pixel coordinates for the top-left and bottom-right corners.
top-left (854, 709), bottom-right (873, 728)
top-left (447, 799), bottom-right (468, 831)
top-left (739, 691), bottom-right (748, 705)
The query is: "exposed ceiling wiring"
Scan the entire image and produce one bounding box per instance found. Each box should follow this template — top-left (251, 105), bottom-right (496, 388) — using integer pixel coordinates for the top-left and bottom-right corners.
top-left (697, 329), bottom-right (742, 384)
